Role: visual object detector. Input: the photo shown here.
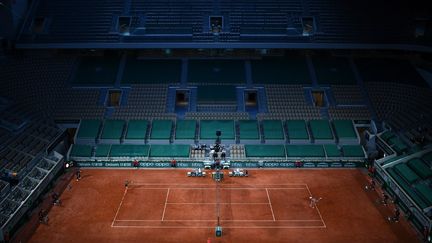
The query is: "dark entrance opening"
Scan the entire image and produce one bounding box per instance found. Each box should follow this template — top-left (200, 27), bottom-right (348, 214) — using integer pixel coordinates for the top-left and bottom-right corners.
top-left (176, 90), bottom-right (189, 107)
top-left (245, 90), bottom-right (258, 108)
top-left (210, 16), bottom-right (223, 33)
top-left (312, 90), bottom-right (326, 107)
top-left (32, 17), bottom-right (46, 34)
top-left (118, 16), bottom-right (131, 34)
top-left (107, 89), bottom-right (122, 107)
top-left (302, 17), bottom-right (315, 36)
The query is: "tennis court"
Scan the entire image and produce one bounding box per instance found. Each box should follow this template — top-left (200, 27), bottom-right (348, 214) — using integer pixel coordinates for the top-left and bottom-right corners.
top-left (112, 183), bottom-right (324, 228)
top-left (29, 169), bottom-right (418, 243)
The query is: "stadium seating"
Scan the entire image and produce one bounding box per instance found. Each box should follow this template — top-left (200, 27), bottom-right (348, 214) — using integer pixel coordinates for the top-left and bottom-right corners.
top-left (312, 56), bottom-right (356, 85)
top-left (188, 60), bottom-right (246, 84)
top-left (17, 0), bottom-right (426, 45)
top-left (367, 82), bottom-right (432, 134)
top-left (331, 85), bottom-right (364, 105)
top-left (122, 58), bottom-right (181, 84)
top-left (251, 56), bottom-right (310, 84)
top-left (383, 150), bottom-right (432, 211)
top-left (259, 85), bottom-right (321, 120)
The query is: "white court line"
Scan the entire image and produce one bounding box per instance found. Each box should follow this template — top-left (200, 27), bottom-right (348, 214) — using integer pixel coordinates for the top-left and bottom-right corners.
top-left (115, 219), bottom-right (323, 222)
top-left (131, 187), bottom-right (306, 190)
top-left (305, 184), bottom-right (326, 228)
top-left (111, 187), bottom-right (128, 227)
top-left (112, 225), bottom-right (327, 229)
top-left (266, 188), bottom-right (276, 221)
top-left (165, 202), bottom-right (270, 205)
top-left (128, 183), bottom-right (308, 186)
top-left (112, 183), bottom-right (326, 229)
top-left (161, 188), bottom-right (170, 221)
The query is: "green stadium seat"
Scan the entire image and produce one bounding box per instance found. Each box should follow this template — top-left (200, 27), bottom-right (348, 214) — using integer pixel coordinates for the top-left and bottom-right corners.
top-left (309, 120), bottom-right (334, 141)
top-left (109, 145), bottom-right (150, 157)
top-left (262, 120), bottom-right (285, 141)
top-left (200, 120), bottom-right (235, 141)
top-left (125, 120), bottom-right (148, 141)
top-left (76, 120), bottom-right (101, 139)
top-left (69, 144), bottom-right (93, 158)
top-left (394, 163), bottom-right (420, 184)
top-left (94, 144), bottom-right (111, 158)
top-left (332, 120), bottom-right (357, 140)
top-left (239, 120), bottom-right (260, 141)
top-left (188, 60), bottom-right (245, 84)
top-left (175, 120), bottom-right (196, 140)
top-left (422, 152), bottom-right (432, 164)
top-left (342, 145), bottom-right (364, 158)
top-left (286, 145), bottom-right (325, 157)
top-left (286, 120), bottom-right (309, 141)
top-left (122, 58), bottom-right (181, 84)
top-left (251, 57), bottom-right (310, 84)
top-left (100, 120), bottom-right (125, 143)
top-left (387, 167), bottom-right (429, 209)
top-left (245, 145), bottom-right (286, 157)
top-left (414, 184), bottom-right (432, 206)
top-left (407, 158), bottom-right (432, 179)
top-left (150, 145), bottom-right (190, 157)
top-left (324, 144), bottom-right (340, 157)
top-left (150, 120), bottom-right (173, 142)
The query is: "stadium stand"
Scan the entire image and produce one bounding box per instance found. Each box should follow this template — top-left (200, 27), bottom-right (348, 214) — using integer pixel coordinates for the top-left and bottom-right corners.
top-left (286, 120), bottom-right (310, 143)
top-left (261, 120), bottom-right (285, 143)
top-left (124, 120), bottom-right (148, 144)
top-left (131, 0), bottom-right (211, 35)
top-left (332, 120), bottom-right (359, 144)
top-left (378, 149), bottom-right (432, 215)
top-left (251, 56), bottom-right (310, 84)
top-left (19, 0), bottom-right (122, 43)
top-left (100, 120), bottom-right (125, 144)
top-left (312, 56), bottom-right (356, 85)
top-left (188, 60), bottom-right (246, 84)
top-left (356, 58), bottom-right (428, 87)
top-left (3, 0), bottom-right (432, 241)
top-left (367, 82), bottom-right (432, 133)
top-left (174, 120), bottom-right (197, 143)
top-left (309, 119), bottom-right (334, 143)
top-left (121, 57), bottom-right (181, 84)
top-left (112, 85), bottom-right (176, 120)
top-left (149, 120), bottom-right (173, 143)
top-left (200, 120), bottom-right (235, 143)
top-left (331, 85), bottom-right (364, 105)
top-left (17, 0), bottom-right (430, 47)
top-left (185, 112), bottom-right (249, 120)
top-left (258, 85), bottom-right (321, 120)
top-left (75, 120), bottom-right (101, 144)
top-left (149, 145), bottom-right (190, 158)
top-left (197, 85), bottom-right (237, 103)
top-left (72, 56), bottom-right (120, 86)
top-left (238, 120), bottom-right (260, 143)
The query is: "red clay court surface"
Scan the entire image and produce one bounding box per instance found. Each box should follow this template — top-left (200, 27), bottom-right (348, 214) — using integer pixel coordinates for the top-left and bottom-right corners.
top-left (29, 169), bottom-right (419, 243)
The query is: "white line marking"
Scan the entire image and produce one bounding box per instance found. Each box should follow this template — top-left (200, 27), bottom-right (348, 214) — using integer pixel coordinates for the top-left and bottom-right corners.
top-left (128, 188), bottom-right (168, 190)
top-left (111, 225), bottom-right (327, 229)
top-left (165, 202), bottom-right (270, 205)
top-left (111, 187), bottom-right (128, 227)
top-left (115, 219), bottom-right (323, 222)
top-left (128, 183), bottom-right (308, 186)
top-left (113, 183), bottom-right (326, 229)
top-left (266, 188), bottom-right (276, 221)
top-left (131, 187), bottom-right (306, 190)
top-left (161, 188), bottom-right (170, 221)
top-left (305, 184), bottom-right (326, 228)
